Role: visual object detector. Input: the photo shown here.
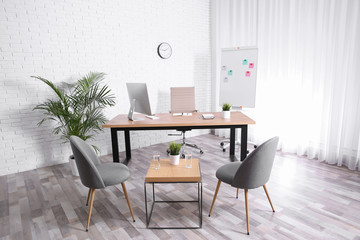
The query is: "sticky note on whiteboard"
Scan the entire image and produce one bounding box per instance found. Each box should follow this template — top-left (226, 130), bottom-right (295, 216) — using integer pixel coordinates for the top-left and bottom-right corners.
top-left (249, 63), bottom-right (254, 68)
top-left (243, 59), bottom-right (248, 65)
top-left (228, 70), bottom-right (233, 76)
top-left (224, 77), bottom-right (228, 83)
top-left (245, 71), bottom-right (251, 77)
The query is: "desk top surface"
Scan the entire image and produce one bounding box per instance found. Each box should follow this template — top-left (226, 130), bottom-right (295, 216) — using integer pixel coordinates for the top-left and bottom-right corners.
top-left (145, 159), bottom-right (201, 183)
top-left (103, 112), bottom-right (255, 128)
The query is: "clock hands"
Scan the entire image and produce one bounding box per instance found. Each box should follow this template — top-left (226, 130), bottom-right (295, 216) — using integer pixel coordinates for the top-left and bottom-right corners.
top-left (158, 43), bottom-right (172, 59)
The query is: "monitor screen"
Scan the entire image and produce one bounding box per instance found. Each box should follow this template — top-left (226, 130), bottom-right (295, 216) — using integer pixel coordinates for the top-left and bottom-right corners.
top-left (126, 83), bottom-right (152, 116)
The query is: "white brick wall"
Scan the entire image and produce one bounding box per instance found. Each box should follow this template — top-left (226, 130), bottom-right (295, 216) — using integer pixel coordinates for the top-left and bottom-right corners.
top-left (0, 0), bottom-right (211, 176)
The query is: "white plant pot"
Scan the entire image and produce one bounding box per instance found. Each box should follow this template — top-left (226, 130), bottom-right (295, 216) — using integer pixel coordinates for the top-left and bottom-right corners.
top-left (69, 155), bottom-right (79, 176)
top-left (169, 155), bottom-right (180, 165)
top-left (222, 110), bottom-right (231, 119)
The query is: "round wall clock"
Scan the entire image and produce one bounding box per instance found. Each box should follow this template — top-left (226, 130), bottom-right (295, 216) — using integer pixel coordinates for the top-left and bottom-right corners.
top-left (157, 42), bottom-right (172, 59)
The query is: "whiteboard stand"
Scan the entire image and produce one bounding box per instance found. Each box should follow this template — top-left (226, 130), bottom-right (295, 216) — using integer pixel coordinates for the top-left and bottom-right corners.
top-left (218, 47), bottom-right (258, 156)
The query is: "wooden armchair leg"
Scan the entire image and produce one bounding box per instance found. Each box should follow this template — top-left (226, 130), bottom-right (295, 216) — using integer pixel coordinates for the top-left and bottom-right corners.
top-left (263, 185), bottom-right (275, 212)
top-left (208, 179), bottom-right (221, 217)
top-left (244, 189), bottom-right (250, 235)
top-left (86, 188), bottom-right (95, 232)
top-left (236, 188), bottom-right (239, 199)
top-left (86, 188), bottom-right (92, 206)
top-left (121, 182), bottom-right (135, 222)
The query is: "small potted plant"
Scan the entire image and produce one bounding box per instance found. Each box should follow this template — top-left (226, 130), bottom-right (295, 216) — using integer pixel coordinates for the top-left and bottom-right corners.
top-left (168, 141), bottom-right (181, 165)
top-left (222, 103), bottom-right (232, 119)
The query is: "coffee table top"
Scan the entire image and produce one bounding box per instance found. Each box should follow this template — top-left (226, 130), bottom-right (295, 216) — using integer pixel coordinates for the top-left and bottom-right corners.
top-left (145, 159), bottom-right (201, 183)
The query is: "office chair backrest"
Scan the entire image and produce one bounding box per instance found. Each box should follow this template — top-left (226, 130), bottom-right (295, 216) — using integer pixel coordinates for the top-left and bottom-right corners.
top-left (170, 87), bottom-right (196, 113)
top-left (70, 136), bottom-right (105, 189)
top-left (231, 136), bottom-right (279, 189)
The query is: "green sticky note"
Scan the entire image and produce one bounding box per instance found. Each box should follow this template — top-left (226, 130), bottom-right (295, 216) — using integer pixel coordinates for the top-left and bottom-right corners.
top-left (228, 70), bottom-right (233, 76)
top-left (243, 59), bottom-right (248, 65)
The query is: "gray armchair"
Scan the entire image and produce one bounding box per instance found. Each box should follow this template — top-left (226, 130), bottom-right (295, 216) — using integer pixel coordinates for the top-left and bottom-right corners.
top-left (208, 136), bottom-right (279, 235)
top-left (70, 136), bottom-right (135, 231)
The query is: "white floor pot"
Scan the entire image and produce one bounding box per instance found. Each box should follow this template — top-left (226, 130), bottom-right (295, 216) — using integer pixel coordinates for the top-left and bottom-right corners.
top-left (69, 155), bottom-right (79, 176)
top-left (222, 110), bottom-right (231, 119)
top-left (169, 155), bottom-right (180, 165)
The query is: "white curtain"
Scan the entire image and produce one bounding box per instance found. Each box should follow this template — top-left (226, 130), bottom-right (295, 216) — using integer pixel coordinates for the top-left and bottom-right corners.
top-left (214, 0), bottom-right (360, 170)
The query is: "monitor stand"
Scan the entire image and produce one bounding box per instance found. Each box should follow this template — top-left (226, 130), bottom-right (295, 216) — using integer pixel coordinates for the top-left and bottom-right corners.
top-left (128, 99), bottom-right (144, 121)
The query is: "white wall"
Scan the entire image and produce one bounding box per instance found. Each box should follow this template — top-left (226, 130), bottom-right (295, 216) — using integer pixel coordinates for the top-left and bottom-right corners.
top-left (0, 0), bottom-right (211, 176)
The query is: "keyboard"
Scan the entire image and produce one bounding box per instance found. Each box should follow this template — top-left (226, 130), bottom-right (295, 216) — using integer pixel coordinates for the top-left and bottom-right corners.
top-left (172, 113), bottom-right (192, 116)
top-left (145, 115), bottom-right (159, 120)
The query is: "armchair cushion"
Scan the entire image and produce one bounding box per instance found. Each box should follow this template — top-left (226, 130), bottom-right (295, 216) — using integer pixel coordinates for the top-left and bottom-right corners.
top-left (216, 162), bottom-right (242, 185)
top-left (97, 163), bottom-right (130, 187)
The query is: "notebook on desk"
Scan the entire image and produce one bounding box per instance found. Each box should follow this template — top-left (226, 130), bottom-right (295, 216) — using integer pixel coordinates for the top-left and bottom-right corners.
top-left (202, 114), bottom-right (214, 120)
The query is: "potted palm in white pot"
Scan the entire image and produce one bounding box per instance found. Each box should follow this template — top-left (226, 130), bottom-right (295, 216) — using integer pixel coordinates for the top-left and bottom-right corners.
top-left (168, 141), bottom-right (181, 165)
top-left (33, 72), bottom-right (116, 176)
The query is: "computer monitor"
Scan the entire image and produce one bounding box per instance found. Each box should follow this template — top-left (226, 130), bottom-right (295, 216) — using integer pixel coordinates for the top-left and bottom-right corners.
top-left (126, 83), bottom-right (153, 121)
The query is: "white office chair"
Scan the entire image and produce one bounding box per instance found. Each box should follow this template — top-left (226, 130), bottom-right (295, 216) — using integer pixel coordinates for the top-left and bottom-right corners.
top-left (168, 87), bottom-right (204, 155)
top-left (220, 137), bottom-right (256, 152)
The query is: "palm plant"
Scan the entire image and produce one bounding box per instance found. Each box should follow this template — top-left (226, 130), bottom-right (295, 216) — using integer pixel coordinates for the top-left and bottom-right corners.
top-left (32, 72), bottom-right (116, 152)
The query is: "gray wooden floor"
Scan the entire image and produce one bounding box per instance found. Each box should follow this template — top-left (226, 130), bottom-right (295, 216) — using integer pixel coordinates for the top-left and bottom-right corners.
top-left (1, 134), bottom-right (360, 240)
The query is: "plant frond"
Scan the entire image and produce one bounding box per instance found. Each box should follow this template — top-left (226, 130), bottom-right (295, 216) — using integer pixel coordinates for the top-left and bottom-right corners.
top-left (31, 76), bottom-right (69, 106)
top-left (33, 71), bottom-right (114, 148)
top-left (91, 145), bottom-right (100, 154)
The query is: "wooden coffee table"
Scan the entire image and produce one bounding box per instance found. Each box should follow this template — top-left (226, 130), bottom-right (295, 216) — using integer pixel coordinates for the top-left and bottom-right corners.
top-left (144, 158), bottom-right (202, 229)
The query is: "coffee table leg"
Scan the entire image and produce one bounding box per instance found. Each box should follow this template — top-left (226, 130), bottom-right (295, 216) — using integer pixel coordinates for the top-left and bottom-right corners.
top-left (147, 183), bottom-right (156, 225)
top-left (144, 182), bottom-right (148, 227)
top-left (152, 183), bottom-right (155, 202)
top-left (198, 183), bottom-right (200, 227)
top-left (200, 182), bottom-right (203, 227)
top-left (144, 182), bottom-right (202, 229)
top-left (198, 182), bottom-right (200, 201)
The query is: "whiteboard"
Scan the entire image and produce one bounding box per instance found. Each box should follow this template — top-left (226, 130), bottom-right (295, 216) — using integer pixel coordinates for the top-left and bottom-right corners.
top-left (219, 47), bottom-right (258, 108)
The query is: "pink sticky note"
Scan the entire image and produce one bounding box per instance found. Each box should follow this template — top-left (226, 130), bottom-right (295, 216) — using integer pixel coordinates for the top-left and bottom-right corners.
top-left (249, 63), bottom-right (254, 68)
top-left (245, 71), bottom-right (251, 77)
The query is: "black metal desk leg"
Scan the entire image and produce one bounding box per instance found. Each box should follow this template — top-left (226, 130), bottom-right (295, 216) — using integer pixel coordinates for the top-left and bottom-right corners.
top-left (111, 128), bottom-right (119, 163)
top-left (230, 127), bottom-right (236, 156)
top-left (241, 125), bottom-right (248, 161)
top-left (124, 130), bottom-right (131, 159)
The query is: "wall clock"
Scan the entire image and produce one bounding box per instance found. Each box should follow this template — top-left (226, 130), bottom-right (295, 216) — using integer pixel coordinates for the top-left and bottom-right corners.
top-left (157, 42), bottom-right (172, 59)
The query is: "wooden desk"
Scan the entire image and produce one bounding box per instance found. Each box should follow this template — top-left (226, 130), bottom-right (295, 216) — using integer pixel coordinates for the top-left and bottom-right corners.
top-left (103, 112), bottom-right (255, 164)
top-left (144, 159), bottom-right (202, 229)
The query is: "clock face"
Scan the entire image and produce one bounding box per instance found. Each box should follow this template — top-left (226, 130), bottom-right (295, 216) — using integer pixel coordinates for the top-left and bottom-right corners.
top-left (157, 42), bottom-right (172, 59)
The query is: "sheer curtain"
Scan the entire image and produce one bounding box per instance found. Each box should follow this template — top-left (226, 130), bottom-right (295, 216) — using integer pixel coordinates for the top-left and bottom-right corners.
top-left (214, 0), bottom-right (360, 170)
